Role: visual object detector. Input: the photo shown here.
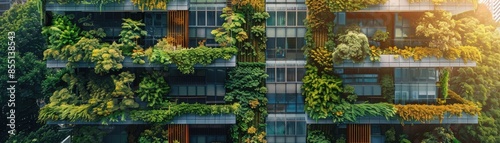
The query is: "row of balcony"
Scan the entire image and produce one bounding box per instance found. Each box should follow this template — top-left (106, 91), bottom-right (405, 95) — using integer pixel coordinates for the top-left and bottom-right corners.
top-left (45, 0), bottom-right (474, 13)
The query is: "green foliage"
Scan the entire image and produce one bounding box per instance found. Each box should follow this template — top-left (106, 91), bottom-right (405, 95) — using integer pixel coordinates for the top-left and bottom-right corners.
top-left (302, 65), bottom-right (342, 119)
top-left (119, 18), bottom-right (147, 55)
top-left (132, 47), bottom-right (147, 64)
top-left (335, 136), bottom-right (346, 143)
top-left (136, 72), bottom-right (170, 107)
top-left (307, 130), bottom-right (331, 143)
top-left (252, 12), bottom-right (270, 23)
top-left (450, 10), bottom-right (500, 142)
top-left (369, 46), bottom-right (382, 62)
top-left (326, 0), bottom-right (388, 12)
top-left (421, 127), bottom-right (457, 143)
top-left (251, 25), bottom-right (266, 41)
top-left (415, 11), bottom-right (461, 50)
top-left (71, 126), bottom-right (106, 143)
top-left (309, 47), bottom-right (333, 73)
top-left (381, 74), bottom-right (395, 103)
top-left (149, 46), bottom-right (237, 74)
top-left (5, 125), bottom-right (68, 143)
top-left (224, 62), bottom-right (268, 143)
top-left (81, 28), bottom-right (107, 39)
top-left (333, 30), bottom-right (370, 63)
top-left (385, 127), bottom-right (396, 143)
top-left (211, 7), bottom-right (248, 47)
top-left (372, 30), bottom-right (389, 42)
top-left (138, 125), bottom-right (168, 143)
top-left (90, 42), bottom-right (125, 74)
top-left (130, 102), bottom-right (240, 123)
top-left (42, 14), bottom-right (81, 60)
top-left (400, 134), bottom-right (411, 143)
top-left (62, 37), bottom-right (101, 67)
top-left (440, 69), bottom-right (450, 100)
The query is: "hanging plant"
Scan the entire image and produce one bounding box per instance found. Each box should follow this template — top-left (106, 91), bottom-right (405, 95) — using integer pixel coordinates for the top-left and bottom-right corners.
top-left (131, 0), bottom-right (170, 10)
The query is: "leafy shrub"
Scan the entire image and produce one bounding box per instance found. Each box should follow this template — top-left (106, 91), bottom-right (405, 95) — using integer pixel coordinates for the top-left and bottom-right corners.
top-left (136, 72), bottom-right (170, 107)
top-left (90, 42), bottom-right (125, 74)
top-left (307, 130), bottom-right (331, 143)
top-left (119, 18), bottom-right (147, 55)
top-left (333, 30), bottom-right (370, 63)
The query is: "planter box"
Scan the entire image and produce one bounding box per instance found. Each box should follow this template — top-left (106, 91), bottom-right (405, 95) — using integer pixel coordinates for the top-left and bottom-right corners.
top-left (333, 55), bottom-right (476, 68)
top-left (306, 112), bottom-right (478, 125)
top-left (45, 0), bottom-right (189, 12)
top-left (46, 113), bottom-right (236, 125)
top-left (46, 55), bottom-right (236, 68)
top-left (358, 0), bottom-right (474, 14)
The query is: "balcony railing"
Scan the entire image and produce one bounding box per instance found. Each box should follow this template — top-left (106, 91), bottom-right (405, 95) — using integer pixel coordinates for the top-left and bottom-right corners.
top-left (358, 0), bottom-right (474, 14)
top-left (306, 112), bottom-right (479, 124)
top-left (334, 55), bottom-right (476, 68)
top-left (46, 55), bottom-right (236, 68)
top-left (45, 0), bottom-right (189, 12)
top-left (47, 113), bottom-right (236, 125)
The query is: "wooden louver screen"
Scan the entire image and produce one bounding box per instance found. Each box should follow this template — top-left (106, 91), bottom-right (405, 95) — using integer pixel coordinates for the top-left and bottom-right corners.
top-left (347, 124), bottom-right (370, 143)
top-left (168, 124), bottom-right (189, 143)
top-left (313, 30), bottom-right (328, 47)
top-left (167, 10), bottom-right (189, 48)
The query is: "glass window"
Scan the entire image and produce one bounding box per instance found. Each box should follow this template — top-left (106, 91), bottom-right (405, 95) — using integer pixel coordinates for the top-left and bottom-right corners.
top-left (297, 12), bottom-right (306, 26)
top-left (277, 12), bottom-right (286, 26)
top-left (267, 11), bottom-right (276, 26)
top-left (277, 68), bottom-right (286, 82)
top-left (287, 68), bottom-right (296, 82)
top-left (287, 11), bottom-right (296, 26)
top-left (297, 68), bottom-right (305, 81)
top-left (207, 11), bottom-right (216, 26)
top-left (216, 11), bottom-right (223, 26)
top-left (267, 68), bottom-right (276, 82)
top-left (267, 122), bottom-right (276, 135)
top-left (276, 122), bottom-right (285, 135)
top-left (197, 11), bottom-right (206, 25)
top-left (189, 11), bottom-right (196, 26)
top-left (296, 122), bottom-right (306, 135)
top-left (287, 38), bottom-right (297, 49)
top-left (286, 121), bottom-right (295, 135)
top-left (267, 38), bottom-right (276, 49)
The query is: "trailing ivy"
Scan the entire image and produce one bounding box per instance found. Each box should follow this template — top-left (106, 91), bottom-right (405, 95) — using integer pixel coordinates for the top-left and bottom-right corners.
top-left (440, 68), bottom-right (450, 100)
top-left (148, 46), bottom-right (237, 74)
top-left (136, 71), bottom-right (170, 107)
top-left (130, 102), bottom-right (240, 123)
top-left (224, 62), bottom-right (268, 143)
top-left (381, 74), bottom-right (395, 103)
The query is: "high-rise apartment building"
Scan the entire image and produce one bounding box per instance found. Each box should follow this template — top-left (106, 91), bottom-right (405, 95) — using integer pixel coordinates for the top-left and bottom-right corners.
top-left (40, 0), bottom-right (480, 142)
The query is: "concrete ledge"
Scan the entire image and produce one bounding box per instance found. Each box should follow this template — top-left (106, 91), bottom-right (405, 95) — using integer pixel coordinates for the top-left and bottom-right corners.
top-left (306, 112), bottom-right (479, 124)
top-left (334, 55), bottom-right (476, 68)
top-left (46, 55), bottom-right (236, 68)
top-left (47, 113), bottom-right (236, 125)
top-left (46, 0), bottom-right (189, 12)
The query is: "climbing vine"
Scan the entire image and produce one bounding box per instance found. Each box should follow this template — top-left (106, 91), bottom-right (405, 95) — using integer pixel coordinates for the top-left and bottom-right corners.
top-left (224, 62), bottom-right (268, 143)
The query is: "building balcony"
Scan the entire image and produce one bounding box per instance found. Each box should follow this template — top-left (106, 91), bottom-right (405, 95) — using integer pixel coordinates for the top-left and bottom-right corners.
top-left (46, 113), bottom-right (236, 125)
top-left (358, 0), bottom-right (475, 14)
top-left (46, 55), bottom-right (236, 68)
top-left (306, 112), bottom-right (479, 124)
top-left (334, 55), bottom-right (476, 68)
top-left (45, 0), bottom-right (189, 12)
